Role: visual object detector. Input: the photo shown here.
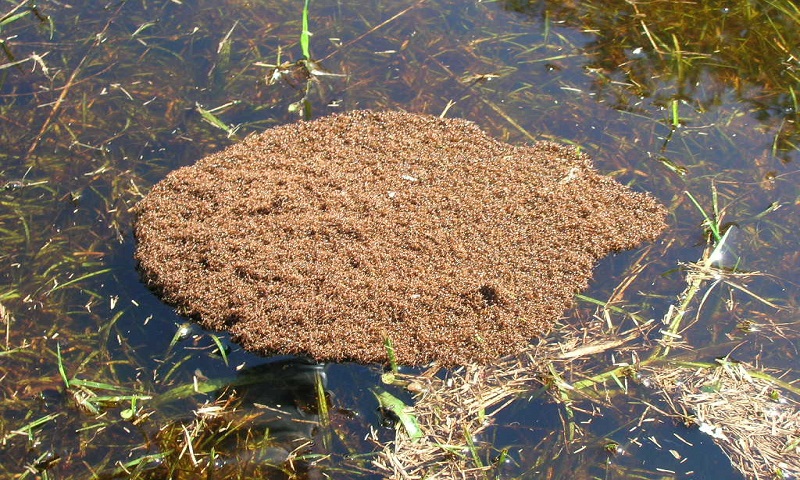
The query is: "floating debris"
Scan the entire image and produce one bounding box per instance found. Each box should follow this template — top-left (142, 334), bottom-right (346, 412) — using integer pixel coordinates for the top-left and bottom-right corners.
top-left (648, 361), bottom-right (800, 480)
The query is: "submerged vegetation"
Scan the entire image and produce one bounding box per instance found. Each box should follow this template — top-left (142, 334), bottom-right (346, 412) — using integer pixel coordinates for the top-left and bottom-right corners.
top-left (1, 0), bottom-right (798, 478)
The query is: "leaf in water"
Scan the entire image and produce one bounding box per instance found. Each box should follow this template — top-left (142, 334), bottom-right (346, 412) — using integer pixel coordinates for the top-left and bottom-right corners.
top-left (301, 59), bottom-right (347, 77)
top-left (372, 388), bottom-right (423, 441)
top-left (195, 103), bottom-right (238, 138)
top-left (657, 156), bottom-right (687, 176)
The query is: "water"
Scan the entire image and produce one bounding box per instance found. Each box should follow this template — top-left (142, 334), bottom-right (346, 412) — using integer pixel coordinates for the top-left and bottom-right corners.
top-left (1, 0), bottom-right (797, 478)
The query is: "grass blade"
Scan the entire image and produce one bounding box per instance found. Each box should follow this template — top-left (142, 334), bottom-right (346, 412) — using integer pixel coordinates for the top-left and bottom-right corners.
top-left (301, 0), bottom-right (311, 60)
top-left (56, 342), bottom-right (70, 389)
top-left (685, 190), bottom-right (720, 241)
top-left (208, 333), bottom-right (229, 366)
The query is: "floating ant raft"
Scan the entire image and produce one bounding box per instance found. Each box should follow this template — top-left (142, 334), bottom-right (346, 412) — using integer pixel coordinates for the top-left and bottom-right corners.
top-left (134, 110), bottom-right (667, 366)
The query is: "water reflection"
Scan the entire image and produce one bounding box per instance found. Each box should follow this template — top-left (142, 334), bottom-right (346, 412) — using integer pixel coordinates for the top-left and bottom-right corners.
top-left (709, 224), bottom-right (742, 269)
top-left (501, 0), bottom-right (799, 160)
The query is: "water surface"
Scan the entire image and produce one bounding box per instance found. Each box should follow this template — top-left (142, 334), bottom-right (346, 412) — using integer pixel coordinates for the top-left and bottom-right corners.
top-left (1, 0), bottom-right (797, 478)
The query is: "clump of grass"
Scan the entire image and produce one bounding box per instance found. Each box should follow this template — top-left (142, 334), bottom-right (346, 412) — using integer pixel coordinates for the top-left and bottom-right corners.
top-left (645, 359), bottom-right (800, 479)
top-left (256, 0), bottom-right (346, 119)
top-left (147, 396), bottom-right (295, 478)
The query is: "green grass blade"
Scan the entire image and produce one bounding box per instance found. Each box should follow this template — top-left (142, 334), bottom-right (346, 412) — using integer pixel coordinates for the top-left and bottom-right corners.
top-left (301, 0), bottom-right (311, 60)
top-left (3, 413), bottom-right (63, 442)
top-left (671, 98), bottom-right (680, 128)
top-left (48, 268), bottom-right (112, 293)
top-left (70, 378), bottom-right (137, 393)
top-left (685, 190), bottom-right (720, 241)
top-left (463, 425), bottom-right (485, 470)
top-left (0, 10), bottom-right (30, 27)
top-left (208, 334), bottom-right (229, 366)
top-left (56, 343), bottom-right (70, 389)
top-left (384, 336), bottom-right (398, 374)
top-left (195, 103), bottom-right (236, 137)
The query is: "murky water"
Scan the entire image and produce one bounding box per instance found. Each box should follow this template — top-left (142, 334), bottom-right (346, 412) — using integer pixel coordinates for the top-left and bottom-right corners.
top-left (1, 0), bottom-right (797, 478)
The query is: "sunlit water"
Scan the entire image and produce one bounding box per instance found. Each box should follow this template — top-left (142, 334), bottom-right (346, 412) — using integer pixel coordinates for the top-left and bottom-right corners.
top-left (1, 0), bottom-right (797, 478)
